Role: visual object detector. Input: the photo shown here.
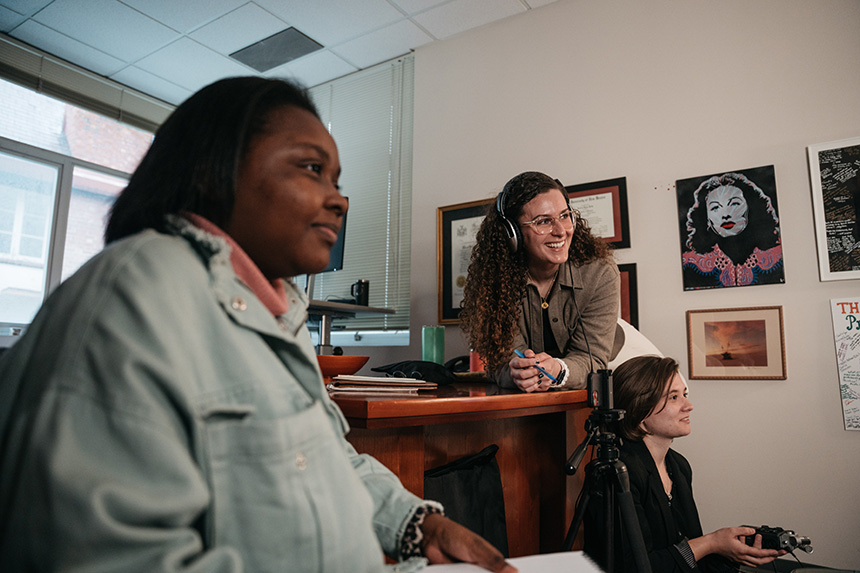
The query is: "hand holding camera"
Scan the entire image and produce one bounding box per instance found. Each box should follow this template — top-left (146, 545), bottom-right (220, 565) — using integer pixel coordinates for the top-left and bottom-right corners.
top-left (743, 525), bottom-right (813, 553)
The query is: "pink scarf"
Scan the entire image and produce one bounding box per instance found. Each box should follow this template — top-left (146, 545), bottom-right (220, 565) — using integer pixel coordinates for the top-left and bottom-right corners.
top-left (185, 214), bottom-right (288, 316)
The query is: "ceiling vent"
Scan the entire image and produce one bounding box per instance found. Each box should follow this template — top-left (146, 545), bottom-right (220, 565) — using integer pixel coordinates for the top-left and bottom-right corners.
top-left (230, 28), bottom-right (322, 72)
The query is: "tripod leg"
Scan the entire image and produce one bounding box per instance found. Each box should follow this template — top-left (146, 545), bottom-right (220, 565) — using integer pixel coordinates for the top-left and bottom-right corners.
top-left (614, 473), bottom-right (652, 573)
top-left (563, 471), bottom-right (593, 551)
top-left (603, 476), bottom-right (615, 573)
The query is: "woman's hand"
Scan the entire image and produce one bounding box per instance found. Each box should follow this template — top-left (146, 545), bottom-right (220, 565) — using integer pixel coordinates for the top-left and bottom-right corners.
top-left (689, 527), bottom-right (785, 567)
top-left (421, 513), bottom-right (517, 572)
top-left (508, 349), bottom-right (561, 392)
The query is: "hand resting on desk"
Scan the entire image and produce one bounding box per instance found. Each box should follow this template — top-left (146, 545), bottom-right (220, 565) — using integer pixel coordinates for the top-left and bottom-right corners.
top-left (422, 514), bottom-right (517, 572)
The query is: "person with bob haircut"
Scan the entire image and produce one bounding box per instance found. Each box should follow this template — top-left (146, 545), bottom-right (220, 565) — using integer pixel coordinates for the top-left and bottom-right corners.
top-left (682, 172), bottom-right (783, 289)
top-left (583, 355), bottom-right (785, 572)
top-left (0, 77), bottom-right (515, 573)
top-left (460, 171), bottom-right (619, 392)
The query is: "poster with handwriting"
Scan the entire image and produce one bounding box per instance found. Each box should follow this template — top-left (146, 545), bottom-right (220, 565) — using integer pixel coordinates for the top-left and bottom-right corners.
top-left (817, 144), bottom-right (860, 273)
top-left (831, 298), bottom-right (860, 430)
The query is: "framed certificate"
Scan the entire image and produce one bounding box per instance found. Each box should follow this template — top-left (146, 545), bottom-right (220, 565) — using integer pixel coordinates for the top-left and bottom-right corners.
top-left (437, 198), bottom-right (493, 324)
top-left (565, 177), bottom-right (630, 248)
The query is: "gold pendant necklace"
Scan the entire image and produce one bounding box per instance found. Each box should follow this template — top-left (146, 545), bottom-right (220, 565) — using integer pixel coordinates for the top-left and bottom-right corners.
top-left (528, 270), bottom-right (557, 310)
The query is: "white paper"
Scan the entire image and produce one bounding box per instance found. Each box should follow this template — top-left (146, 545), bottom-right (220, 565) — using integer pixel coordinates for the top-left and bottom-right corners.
top-left (424, 551), bottom-right (602, 573)
top-left (333, 374), bottom-right (424, 383)
top-left (569, 193), bottom-right (616, 239)
top-left (450, 215), bottom-right (484, 310)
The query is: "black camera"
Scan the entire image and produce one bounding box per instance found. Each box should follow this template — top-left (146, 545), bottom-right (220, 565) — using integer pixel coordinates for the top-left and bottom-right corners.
top-left (587, 369), bottom-right (613, 409)
top-left (743, 525), bottom-right (813, 553)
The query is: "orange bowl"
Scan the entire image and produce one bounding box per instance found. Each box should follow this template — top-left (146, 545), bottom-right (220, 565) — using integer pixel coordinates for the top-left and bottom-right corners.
top-left (316, 355), bottom-right (370, 380)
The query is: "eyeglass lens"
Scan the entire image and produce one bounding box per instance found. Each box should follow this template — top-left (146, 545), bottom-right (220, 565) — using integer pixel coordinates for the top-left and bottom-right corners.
top-left (527, 210), bottom-right (577, 234)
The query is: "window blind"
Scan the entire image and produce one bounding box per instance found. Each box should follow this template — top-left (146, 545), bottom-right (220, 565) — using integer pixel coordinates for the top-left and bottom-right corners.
top-left (308, 55), bottom-right (413, 330)
top-left (0, 34), bottom-right (172, 133)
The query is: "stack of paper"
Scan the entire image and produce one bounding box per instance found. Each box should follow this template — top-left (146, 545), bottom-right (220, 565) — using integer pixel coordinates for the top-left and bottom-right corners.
top-left (326, 374), bottom-right (438, 395)
top-left (425, 551), bottom-right (602, 572)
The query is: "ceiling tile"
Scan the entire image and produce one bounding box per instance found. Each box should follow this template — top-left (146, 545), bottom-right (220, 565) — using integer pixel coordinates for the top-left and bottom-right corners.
top-left (255, 0), bottom-right (401, 47)
top-left (121, 0), bottom-right (247, 33)
top-left (190, 3), bottom-right (288, 55)
top-left (11, 20), bottom-right (126, 76)
top-left (413, 0), bottom-right (525, 39)
top-left (0, 0), bottom-right (550, 106)
top-left (111, 65), bottom-right (192, 106)
top-left (0, 5), bottom-right (26, 31)
top-left (265, 48), bottom-right (357, 89)
top-left (31, 0), bottom-right (178, 62)
top-left (523, 0), bottom-right (559, 7)
top-left (0, 0), bottom-right (52, 17)
top-left (331, 19), bottom-right (431, 69)
top-left (389, 0), bottom-right (450, 15)
top-left (134, 37), bottom-right (253, 93)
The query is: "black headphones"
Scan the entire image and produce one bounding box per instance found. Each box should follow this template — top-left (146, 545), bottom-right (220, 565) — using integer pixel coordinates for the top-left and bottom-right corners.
top-left (495, 183), bottom-right (522, 253)
top-left (495, 178), bottom-right (571, 254)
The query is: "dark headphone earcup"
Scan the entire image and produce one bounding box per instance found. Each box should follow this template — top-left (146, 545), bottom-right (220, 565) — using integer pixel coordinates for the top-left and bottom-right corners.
top-left (495, 190), bottom-right (521, 253)
top-left (500, 217), bottom-right (520, 253)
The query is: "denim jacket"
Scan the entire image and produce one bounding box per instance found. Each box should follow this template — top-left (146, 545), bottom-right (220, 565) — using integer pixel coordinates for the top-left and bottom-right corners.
top-left (0, 218), bottom-right (422, 572)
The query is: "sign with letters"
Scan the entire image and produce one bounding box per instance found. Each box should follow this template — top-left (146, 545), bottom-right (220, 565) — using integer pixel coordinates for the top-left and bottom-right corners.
top-left (831, 297), bottom-right (860, 430)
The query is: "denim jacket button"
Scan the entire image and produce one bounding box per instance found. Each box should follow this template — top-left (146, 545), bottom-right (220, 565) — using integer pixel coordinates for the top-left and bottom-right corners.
top-left (295, 452), bottom-right (308, 470)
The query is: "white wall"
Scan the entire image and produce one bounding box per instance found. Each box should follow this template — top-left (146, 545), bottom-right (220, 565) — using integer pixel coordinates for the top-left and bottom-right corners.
top-left (406, 0), bottom-right (860, 568)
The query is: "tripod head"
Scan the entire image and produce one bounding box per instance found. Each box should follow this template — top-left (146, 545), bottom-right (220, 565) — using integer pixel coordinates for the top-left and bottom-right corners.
top-left (566, 408), bottom-right (627, 474)
top-left (566, 369), bottom-right (626, 475)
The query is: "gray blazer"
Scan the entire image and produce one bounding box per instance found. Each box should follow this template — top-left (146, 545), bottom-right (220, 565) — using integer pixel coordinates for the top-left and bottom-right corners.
top-left (495, 257), bottom-right (621, 390)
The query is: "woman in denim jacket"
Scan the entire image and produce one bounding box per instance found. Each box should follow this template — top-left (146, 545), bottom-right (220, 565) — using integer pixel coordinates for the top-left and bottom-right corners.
top-left (0, 77), bottom-right (514, 573)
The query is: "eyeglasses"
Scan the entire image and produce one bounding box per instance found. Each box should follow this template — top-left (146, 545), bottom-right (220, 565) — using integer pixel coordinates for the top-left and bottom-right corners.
top-left (520, 209), bottom-right (578, 235)
top-left (387, 370), bottom-right (423, 379)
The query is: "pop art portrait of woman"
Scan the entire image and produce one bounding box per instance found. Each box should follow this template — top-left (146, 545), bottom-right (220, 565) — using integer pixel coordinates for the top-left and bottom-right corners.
top-left (676, 166), bottom-right (785, 291)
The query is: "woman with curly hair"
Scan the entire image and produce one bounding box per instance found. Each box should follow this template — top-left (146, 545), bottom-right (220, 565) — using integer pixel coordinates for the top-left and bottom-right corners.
top-left (459, 171), bottom-right (619, 391)
top-left (681, 172), bottom-right (783, 290)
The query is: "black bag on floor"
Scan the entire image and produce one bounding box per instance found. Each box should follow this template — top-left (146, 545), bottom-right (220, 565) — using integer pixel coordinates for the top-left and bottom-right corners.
top-left (423, 444), bottom-right (509, 557)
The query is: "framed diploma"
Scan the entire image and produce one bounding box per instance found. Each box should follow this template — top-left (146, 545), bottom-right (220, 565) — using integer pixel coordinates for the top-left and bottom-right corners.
top-left (437, 198), bottom-right (493, 324)
top-left (565, 177), bottom-right (630, 248)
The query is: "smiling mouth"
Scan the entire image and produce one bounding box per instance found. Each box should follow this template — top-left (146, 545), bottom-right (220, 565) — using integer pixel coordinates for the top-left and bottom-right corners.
top-left (546, 241), bottom-right (565, 249)
top-left (315, 223), bottom-right (340, 243)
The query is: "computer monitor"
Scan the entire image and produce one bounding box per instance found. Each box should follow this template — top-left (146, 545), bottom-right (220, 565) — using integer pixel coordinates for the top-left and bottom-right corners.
top-left (305, 212), bottom-right (346, 300)
top-left (321, 211), bottom-right (346, 273)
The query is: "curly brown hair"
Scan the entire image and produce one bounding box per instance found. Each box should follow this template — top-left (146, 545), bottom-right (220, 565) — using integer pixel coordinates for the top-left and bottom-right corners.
top-left (459, 172), bottom-right (612, 376)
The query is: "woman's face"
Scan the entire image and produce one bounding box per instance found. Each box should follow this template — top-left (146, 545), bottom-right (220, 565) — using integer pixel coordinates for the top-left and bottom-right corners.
top-left (227, 105), bottom-right (348, 279)
top-left (640, 373), bottom-right (692, 441)
top-left (518, 189), bottom-right (573, 271)
top-left (706, 185), bottom-right (748, 238)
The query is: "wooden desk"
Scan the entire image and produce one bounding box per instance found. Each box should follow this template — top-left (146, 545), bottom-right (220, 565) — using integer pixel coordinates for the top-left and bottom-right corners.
top-left (331, 382), bottom-right (591, 557)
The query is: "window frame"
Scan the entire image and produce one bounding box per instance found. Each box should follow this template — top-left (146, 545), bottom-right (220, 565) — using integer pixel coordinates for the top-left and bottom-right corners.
top-left (0, 136), bottom-right (132, 346)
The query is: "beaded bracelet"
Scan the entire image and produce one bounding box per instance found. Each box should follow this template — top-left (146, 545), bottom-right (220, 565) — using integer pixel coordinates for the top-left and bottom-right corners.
top-left (551, 357), bottom-right (569, 387)
top-left (400, 501), bottom-right (445, 560)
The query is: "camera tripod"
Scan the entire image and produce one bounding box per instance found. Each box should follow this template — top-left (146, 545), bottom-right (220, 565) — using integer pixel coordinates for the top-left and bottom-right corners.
top-left (563, 408), bottom-right (652, 573)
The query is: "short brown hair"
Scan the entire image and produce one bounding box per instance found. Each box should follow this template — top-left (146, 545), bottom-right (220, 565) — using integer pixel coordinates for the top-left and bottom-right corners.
top-left (612, 355), bottom-right (680, 441)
